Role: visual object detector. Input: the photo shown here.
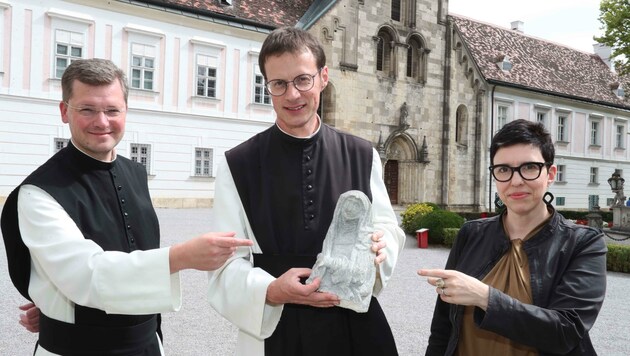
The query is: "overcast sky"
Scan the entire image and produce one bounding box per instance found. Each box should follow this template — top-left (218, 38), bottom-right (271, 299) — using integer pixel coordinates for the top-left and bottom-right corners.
top-left (448, 0), bottom-right (604, 54)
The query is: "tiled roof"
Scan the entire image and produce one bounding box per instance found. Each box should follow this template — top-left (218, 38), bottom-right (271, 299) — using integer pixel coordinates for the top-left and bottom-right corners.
top-left (451, 15), bottom-right (630, 109)
top-left (148, 0), bottom-right (315, 28)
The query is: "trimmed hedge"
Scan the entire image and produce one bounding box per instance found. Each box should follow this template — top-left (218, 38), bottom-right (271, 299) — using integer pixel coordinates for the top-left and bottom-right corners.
top-left (443, 228), bottom-right (459, 247)
top-left (416, 210), bottom-right (465, 245)
top-left (457, 212), bottom-right (500, 221)
top-left (557, 210), bottom-right (613, 222)
top-left (436, 228), bottom-right (630, 274)
top-left (607, 244), bottom-right (630, 273)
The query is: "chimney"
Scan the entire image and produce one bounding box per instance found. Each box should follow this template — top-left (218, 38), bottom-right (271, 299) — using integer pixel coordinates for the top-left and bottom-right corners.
top-left (511, 20), bottom-right (524, 33)
top-left (593, 43), bottom-right (613, 70)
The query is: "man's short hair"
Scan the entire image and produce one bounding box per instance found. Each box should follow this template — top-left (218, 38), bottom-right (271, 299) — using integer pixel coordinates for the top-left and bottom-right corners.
top-left (61, 58), bottom-right (128, 105)
top-left (258, 27), bottom-right (326, 79)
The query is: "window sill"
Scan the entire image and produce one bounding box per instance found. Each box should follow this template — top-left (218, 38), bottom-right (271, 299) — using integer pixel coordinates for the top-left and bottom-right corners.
top-left (250, 102), bottom-right (272, 108)
top-left (554, 181), bottom-right (567, 185)
top-left (588, 144), bottom-right (601, 148)
top-left (376, 73), bottom-right (396, 82)
top-left (405, 78), bottom-right (426, 87)
top-left (131, 88), bottom-right (159, 94)
top-left (588, 183), bottom-right (600, 186)
top-left (556, 140), bottom-right (570, 145)
top-left (193, 94), bottom-right (219, 100)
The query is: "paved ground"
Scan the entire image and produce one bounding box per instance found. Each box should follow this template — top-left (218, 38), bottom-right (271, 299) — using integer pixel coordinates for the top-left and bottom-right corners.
top-left (1, 208), bottom-right (629, 355)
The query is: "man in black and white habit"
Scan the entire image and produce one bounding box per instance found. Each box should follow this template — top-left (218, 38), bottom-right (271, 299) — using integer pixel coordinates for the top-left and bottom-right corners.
top-left (208, 27), bottom-right (406, 356)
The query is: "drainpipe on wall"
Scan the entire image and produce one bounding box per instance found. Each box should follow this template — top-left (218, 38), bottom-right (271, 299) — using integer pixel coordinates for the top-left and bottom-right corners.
top-left (489, 85), bottom-right (496, 212)
top-left (441, 17), bottom-right (453, 209)
top-left (473, 90), bottom-right (482, 211)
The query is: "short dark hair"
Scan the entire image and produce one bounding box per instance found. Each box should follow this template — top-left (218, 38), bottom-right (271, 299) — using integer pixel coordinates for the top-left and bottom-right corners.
top-left (61, 58), bottom-right (128, 105)
top-left (490, 119), bottom-right (555, 165)
top-left (258, 27), bottom-right (326, 79)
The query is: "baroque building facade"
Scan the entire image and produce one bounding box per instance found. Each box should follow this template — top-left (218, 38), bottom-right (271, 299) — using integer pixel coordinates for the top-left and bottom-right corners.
top-left (1, 0), bottom-right (627, 211)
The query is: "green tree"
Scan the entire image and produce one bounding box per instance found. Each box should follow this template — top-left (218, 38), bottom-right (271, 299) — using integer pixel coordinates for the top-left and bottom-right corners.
top-left (594, 0), bottom-right (630, 75)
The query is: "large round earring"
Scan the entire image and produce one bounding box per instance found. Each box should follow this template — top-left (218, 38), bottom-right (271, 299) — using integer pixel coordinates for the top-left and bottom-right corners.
top-left (543, 191), bottom-right (554, 205)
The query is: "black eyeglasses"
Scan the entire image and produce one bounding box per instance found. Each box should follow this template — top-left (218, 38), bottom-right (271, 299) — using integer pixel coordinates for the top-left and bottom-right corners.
top-left (489, 162), bottom-right (551, 182)
top-left (264, 68), bottom-right (322, 96)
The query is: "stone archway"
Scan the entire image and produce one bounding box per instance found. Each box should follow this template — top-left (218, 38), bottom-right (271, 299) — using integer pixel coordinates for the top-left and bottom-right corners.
top-left (382, 133), bottom-right (419, 205)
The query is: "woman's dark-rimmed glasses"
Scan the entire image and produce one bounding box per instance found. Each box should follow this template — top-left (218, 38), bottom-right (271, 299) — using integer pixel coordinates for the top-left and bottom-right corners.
top-left (489, 162), bottom-right (551, 182)
top-left (264, 68), bottom-right (322, 96)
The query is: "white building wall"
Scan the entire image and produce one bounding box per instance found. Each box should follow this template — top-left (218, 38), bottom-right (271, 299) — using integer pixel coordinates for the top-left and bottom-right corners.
top-left (0, 0), bottom-right (275, 207)
top-left (485, 86), bottom-right (630, 210)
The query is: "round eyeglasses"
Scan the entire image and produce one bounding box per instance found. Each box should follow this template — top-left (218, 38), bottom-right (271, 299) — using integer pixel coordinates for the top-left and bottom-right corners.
top-left (489, 162), bottom-right (551, 182)
top-left (264, 68), bottom-right (322, 96)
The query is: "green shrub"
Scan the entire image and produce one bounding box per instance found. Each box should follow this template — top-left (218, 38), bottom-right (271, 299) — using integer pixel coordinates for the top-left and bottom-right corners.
top-left (558, 210), bottom-right (613, 222)
top-left (457, 212), bottom-right (500, 221)
top-left (417, 210), bottom-right (465, 245)
top-left (401, 203), bottom-right (435, 234)
top-left (421, 202), bottom-right (441, 211)
top-left (443, 228), bottom-right (460, 247)
top-left (607, 244), bottom-right (630, 273)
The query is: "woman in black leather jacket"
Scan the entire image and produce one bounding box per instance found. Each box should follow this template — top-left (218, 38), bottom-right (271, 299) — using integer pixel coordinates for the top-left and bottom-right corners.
top-left (419, 119), bottom-right (607, 355)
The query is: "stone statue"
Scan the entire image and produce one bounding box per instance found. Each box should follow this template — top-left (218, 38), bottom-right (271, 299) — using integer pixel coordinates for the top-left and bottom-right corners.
top-left (306, 190), bottom-right (375, 313)
top-left (399, 102), bottom-right (409, 130)
top-left (612, 188), bottom-right (626, 207)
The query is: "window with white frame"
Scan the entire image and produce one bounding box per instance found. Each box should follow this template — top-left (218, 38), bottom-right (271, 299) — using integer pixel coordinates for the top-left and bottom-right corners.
top-left (130, 143), bottom-right (151, 174)
top-left (557, 115), bottom-right (567, 142)
top-left (253, 65), bottom-right (270, 105)
top-left (616, 124), bottom-right (625, 149)
top-left (190, 37), bottom-right (225, 101)
top-left (195, 148), bottom-right (213, 177)
top-left (46, 9), bottom-right (92, 80)
top-left (54, 29), bottom-right (84, 79)
top-left (590, 120), bottom-right (600, 145)
top-left (54, 138), bottom-right (69, 152)
top-left (590, 167), bottom-right (598, 184)
top-left (536, 111), bottom-right (546, 126)
top-left (130, 43), bottom-right (155, 90)
top-left (497, 105), bottom-right (509, 130)
top-left (556, 164), bottom-right (566, 182)
top-left (196, 54), bottom-right (217, 98)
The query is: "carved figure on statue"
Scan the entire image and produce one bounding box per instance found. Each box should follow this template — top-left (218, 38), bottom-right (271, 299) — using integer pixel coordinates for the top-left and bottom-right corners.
top-left (306, 190), bottom-right (375, 313)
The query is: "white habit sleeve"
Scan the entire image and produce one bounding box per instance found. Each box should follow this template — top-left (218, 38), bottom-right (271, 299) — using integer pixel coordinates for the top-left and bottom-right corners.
top-left (18, 184), bottom-right (182, 323)
top-left (369, 148), bottom-right (406, 296)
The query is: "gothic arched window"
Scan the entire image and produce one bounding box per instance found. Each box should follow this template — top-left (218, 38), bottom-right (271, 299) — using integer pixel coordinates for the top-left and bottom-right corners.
top-left (377, 29), bottom-right (394, 77)
top-left (455, 105), bottom-right (468, 145)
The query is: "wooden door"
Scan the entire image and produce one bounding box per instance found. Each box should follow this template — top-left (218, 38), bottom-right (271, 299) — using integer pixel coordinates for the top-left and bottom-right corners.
top-left (384, 160), bottom-right (398, 205)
